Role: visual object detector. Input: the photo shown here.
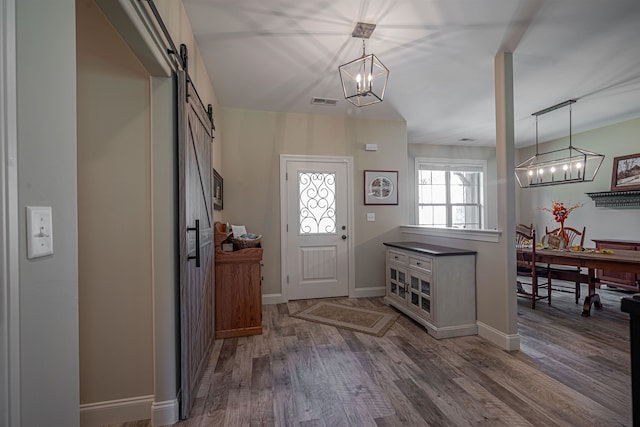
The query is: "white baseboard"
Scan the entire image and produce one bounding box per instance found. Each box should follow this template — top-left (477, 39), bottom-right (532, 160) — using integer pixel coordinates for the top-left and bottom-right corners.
top-left (80, 395), bottom-right (153, 427)
top-left (350, 286), bottom-right (386, 298)
top-left (477, 321), bottom-right (520, 351)
top-left (151, 398), bottom-right (179, 426)
top-left (429, 323), bottom-right (478, 339)
top-left (262, 293), bottom-right (284, 305)
top-left (263, 287), bottom-right (385, 304)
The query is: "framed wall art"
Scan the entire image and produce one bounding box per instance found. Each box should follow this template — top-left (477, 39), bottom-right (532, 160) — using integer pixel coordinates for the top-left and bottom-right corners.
top-left (611, 153), bottom-right (640, 191)
top-left (364, 170), bottom-right (398, 205)
top-left (213, 168), bottom-right (223, 210)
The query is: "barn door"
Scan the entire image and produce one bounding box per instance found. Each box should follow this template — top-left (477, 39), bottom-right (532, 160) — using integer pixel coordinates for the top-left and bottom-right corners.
top-left (177, 70), bottom-right (215, 419)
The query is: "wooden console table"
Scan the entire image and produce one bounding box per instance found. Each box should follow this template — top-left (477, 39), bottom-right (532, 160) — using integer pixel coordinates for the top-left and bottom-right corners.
top-left (214, 247), bottom-right (263, 339)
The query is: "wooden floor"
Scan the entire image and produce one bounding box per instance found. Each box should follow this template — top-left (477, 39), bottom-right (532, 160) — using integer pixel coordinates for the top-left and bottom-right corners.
top-left (106, 283), bottom-right (633, 427)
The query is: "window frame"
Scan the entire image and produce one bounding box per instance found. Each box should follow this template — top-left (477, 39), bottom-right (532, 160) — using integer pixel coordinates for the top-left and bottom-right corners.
top-left (414, 157), bottom-right (487, 229)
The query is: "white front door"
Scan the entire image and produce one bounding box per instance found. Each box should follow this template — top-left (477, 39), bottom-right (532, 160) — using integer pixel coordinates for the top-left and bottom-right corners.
top-left (282, 157), bottom-right (351, 300)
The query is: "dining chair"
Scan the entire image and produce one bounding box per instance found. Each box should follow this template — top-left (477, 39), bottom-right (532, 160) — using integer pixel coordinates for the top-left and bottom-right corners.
top-left (516, 229), bottom-right (550, 309)
top-left (544, 225), bottom-right (587, 304)
top-left (516, 223), bottom-right (533, 235)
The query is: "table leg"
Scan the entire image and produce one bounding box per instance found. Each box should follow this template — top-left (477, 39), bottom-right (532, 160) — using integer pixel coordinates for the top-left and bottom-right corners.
top-left (582, 268), bottom-right (602, 317)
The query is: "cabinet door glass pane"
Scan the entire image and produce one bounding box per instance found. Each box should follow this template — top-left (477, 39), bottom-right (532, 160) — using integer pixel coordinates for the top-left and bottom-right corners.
top-left (421, 279), bottom-right (430, 295)
top-left (421, 298), bottom-right (430, 313)
top-left (398, 271), bottom-right (406, 283)
top-left (411, 292), bottom-right (419, 306)
top-left (390, 268), bottom-right (397, 281)
top-left (391, 282), bottom-right (397, 294)
top-left (399, 284), bottom-right (406, 298)
top-left (411, 275), bottom-right (419, 290)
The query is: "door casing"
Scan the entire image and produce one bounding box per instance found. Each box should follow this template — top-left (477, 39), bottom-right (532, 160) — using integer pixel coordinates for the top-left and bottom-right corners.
top-left (1, 0), bottom-right (20, 424)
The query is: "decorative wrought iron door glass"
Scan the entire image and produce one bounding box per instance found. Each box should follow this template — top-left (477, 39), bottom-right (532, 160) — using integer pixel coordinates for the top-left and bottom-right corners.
top-left (299, 172), bottom-right (336, 234)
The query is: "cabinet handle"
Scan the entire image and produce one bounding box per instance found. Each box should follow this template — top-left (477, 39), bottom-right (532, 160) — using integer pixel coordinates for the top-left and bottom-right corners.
top-left (416, 262), bottom-right (421, 266)
top-left (187, 219), bottom-right (200, 268)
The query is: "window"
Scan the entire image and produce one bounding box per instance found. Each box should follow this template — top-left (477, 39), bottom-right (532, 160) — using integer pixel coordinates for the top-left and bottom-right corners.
top-left (416, 158), bottom-right (486, 229)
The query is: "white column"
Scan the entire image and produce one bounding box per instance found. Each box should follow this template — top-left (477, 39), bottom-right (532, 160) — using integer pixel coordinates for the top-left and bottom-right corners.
top-left (494, 52), bottom-right (519, 342)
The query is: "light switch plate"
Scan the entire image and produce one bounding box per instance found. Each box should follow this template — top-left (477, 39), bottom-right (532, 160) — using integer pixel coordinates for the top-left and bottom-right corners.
top-left (367, 212), bottom-right (375, 222)
top-left (26, 206), bottom-right (53, 259)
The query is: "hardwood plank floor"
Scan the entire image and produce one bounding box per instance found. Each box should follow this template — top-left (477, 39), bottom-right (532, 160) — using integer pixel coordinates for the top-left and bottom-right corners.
top-left (104, 283), bottom-right (633, 426)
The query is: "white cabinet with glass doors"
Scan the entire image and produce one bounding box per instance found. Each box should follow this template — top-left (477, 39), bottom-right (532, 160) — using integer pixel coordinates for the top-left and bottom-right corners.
top-left (384, 242), bottom-right (477, 339)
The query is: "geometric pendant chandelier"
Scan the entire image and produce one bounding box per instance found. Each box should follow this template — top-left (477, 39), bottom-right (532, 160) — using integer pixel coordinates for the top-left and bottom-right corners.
top-left (515, 99), bottom-right (605, 188)
top-left (338, 22), bottom-right (389, 107)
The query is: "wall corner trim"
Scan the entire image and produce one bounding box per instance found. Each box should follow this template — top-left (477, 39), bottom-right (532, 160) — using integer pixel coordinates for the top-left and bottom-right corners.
top-left (262, 293), bottom-right (284, 305)
top-left (151, 398), bottom-right (179, 427)
top-left (351, 286), bottom-right (386, 298)
top-left (79, 395), bottom-right (153, 427)
top-left (477, 321), bottom-right (520, 351)
top-left (95, 0), bottom-right (172, 77)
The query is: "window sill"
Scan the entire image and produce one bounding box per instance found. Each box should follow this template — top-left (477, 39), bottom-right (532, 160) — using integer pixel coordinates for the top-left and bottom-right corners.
top-left (400, 225), bottom-right (502, 242)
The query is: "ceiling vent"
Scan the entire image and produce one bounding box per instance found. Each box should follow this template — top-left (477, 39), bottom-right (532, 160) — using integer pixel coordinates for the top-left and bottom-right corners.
top-left (311, 97), bottom-right (339, 106)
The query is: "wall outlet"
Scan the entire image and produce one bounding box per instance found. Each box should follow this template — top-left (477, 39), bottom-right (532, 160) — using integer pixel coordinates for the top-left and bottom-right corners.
top-left (367, 213), bottom-right (375, 222)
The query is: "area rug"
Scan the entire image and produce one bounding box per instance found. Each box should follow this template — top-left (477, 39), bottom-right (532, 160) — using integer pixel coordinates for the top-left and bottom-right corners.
top-left (290, 302), bottom-right (399, 337)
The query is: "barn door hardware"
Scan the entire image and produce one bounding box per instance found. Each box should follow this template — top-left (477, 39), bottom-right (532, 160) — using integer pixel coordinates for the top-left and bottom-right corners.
top-left (187, 219), bottom-right (201, 267)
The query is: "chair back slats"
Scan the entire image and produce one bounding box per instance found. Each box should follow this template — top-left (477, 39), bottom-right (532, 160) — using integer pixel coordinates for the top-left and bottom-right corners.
top-left (543, 225), bottom-right (587, 304)
top-left (516, 228), bottom-right (551, 309)
top-left (516, 229), bottom-right (536, 266)
top-left (516, 223), bottom-right (533, 235)
top-left (545, 225), bottom-right (586, 248)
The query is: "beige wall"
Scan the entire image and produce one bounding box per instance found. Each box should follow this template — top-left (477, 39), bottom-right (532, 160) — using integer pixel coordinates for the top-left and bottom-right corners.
top-left (220, 108), bottom-right (408, 296)
top-left (78, 1), bottom-right (224, 422)
top-left (517, 116), bottom-right (640, 244)
top-left (402, 142), bottom-right (518, 343)
top-left (153, 0), bottom-right (224, 220)
top-left (77, 0), bottom-right (153, 403)
top-left (404, 53), bottom-right (517, 346)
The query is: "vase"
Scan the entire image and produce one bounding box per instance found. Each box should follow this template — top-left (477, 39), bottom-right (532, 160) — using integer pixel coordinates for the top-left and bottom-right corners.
top-left (557, 220), bottom-right (569, 248)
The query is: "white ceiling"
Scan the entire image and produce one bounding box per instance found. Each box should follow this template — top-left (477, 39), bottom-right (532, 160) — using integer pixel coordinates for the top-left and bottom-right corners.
top-left (182, 0), bottom-right (640, 147)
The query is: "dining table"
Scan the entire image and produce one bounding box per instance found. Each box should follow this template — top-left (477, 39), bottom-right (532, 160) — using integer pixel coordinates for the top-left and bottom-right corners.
top-left (517, 247), bottom-right (640, 316)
